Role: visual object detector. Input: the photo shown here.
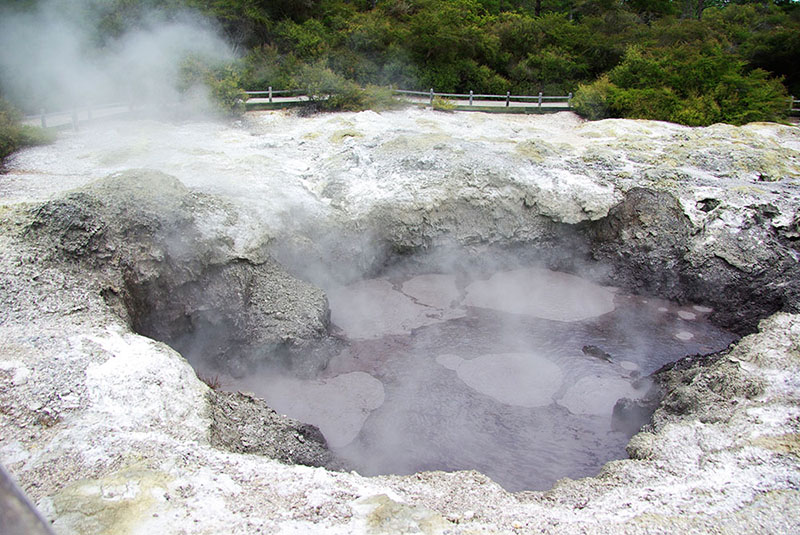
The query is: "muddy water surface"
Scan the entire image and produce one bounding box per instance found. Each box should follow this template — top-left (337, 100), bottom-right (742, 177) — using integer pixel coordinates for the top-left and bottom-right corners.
top-left (235, 267), bottom-right (736, 491)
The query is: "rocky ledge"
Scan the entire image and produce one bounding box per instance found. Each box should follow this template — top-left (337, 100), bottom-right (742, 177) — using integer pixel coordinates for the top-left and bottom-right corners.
top-left (1, 109), bottom-right (799, 533)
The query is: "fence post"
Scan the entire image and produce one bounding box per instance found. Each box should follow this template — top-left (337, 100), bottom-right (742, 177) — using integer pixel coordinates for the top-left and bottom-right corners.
top-left (568, 92), bottom-right (573, 108)
top-left (269, 86), bottom-right (273, 103)
top-left (791, 96), bottom-right (795, 111)
top-left (40, 108), bottom-right (46, 128)
top-left (429, 88), bottom-right (434, 106)
top-left (469, 90), bottom-right (473, 106)
top-left (538, 92), bottom-right (543, 107)
top-left (71, 108), bottom-right (79, 131)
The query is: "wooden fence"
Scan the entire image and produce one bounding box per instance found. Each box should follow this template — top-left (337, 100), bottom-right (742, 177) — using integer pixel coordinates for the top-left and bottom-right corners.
top-left (391, 88), bottom-right (573, 109)
top-left (24, 102), bottom-right (131, 129)
top-left (244, 87), bottom-right (573, 112)
top-left (244, 88), bottom-right (308, 103)
top-left (20, 90), bottom-right (800, 129)
top-left (246, 89), bottom-right (800, 115)
top-left (25, 87), bottom-right (572, 128)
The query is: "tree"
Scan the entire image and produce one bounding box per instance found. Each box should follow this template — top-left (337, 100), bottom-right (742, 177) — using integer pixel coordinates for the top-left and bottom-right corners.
top-left (574, 44), bottom-right (788, 125)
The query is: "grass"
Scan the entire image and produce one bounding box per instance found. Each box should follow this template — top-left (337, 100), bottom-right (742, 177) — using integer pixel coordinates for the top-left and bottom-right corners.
top-left (1, 98), bottom-right (55, 163)
top-left (431, 96), bottom-right (456, 112)
top-left (197, 372), bottom-right (226, 391)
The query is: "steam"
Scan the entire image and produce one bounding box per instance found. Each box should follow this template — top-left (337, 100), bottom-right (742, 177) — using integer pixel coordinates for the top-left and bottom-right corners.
top-left (0, 0), bottom-right (234, 113)
top-left (236, 247), bottom-right (738, 491)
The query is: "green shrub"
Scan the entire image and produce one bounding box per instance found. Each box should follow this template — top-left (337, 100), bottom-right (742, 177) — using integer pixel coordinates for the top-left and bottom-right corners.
top-left (297, 62), bottom-right (363, 110)
top-left (178, 57), bottom-right (248, 117)
top-left (611, 86), bottom-right (681, 122)
top-left (274, 19), bottom-right (332, 60)
top-left (360, 85), bottom-right (406, 111)
top-left (1, 98), bottom-right (54, 163)
top-left (608, 46), bottom-right (669, 90)
top-left (431, 96), bottom-right (456, 111)
top-left (241, 45), bottom-right (301, 91)
top-left (514, 47), bottom-right (589, 93)
top-left (670, 93), bottom-right (721, 126)
top-left (572, 75), bottom-right (615, 120)
top-left (296, 62), bottom-right (403, 112)
top-left (207, 67), bottom-right (248, 116)
top-left (578, 45), bottom-right (789, 126)
top-left (713, 69), bottom-right (789, 125)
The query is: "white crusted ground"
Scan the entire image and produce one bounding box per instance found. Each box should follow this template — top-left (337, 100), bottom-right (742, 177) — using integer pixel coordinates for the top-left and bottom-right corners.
top-left (1, 109), bottom-right (800, 533)
top-left (3, 108), bottom-right (799, 246)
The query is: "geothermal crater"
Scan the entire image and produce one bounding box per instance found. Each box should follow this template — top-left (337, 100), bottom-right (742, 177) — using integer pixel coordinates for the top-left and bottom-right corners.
top-left (2, 109), bottom-right (800, 534)
top-left (185, 256), bottom-right (736, 491)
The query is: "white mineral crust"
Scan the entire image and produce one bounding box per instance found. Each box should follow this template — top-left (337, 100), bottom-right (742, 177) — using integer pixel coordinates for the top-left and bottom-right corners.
top-left (2, 109), bottom-right (799, 534)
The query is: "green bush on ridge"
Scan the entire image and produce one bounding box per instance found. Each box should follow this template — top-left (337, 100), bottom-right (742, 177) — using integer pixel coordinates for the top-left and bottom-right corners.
top-left (572, 45), bottom-right (789, 126)
top-left (296, 62), bottom-right (404, 112)
top-left (0, 98), bottom-right (53, 164)
top-left (178, 56), bottom-right (249, 116)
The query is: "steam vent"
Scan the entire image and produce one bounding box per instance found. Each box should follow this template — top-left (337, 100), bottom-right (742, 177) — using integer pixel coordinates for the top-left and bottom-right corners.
top-left (2, 109), bottom-right (800, 534)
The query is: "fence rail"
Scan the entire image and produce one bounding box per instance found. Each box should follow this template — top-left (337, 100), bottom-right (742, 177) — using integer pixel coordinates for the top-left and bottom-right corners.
top-left (20, 91), bottom-right (800, 129)
top-left (24, 87), bottom-right (575, 128)
top-left (23, 101), bottom-right (131, 129)
top-left (245, 87), bottom-right (574, 112)
top-left (244, 88), bottom-right (308, 103)
top-left (390, 88), bottom-right (572, 109)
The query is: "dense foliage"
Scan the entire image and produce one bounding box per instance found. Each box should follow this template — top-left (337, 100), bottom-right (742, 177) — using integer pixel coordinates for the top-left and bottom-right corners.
top-left (193, 0), bottom-right (798, 124)
top-left (3, 0), bottom-right (799, 124)
top-left (572, 44), bottom-right (790, 125)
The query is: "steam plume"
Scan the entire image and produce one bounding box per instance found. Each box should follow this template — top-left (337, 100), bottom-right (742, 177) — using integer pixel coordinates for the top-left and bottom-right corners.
top-left (0, 0), bottom-right (234, 113)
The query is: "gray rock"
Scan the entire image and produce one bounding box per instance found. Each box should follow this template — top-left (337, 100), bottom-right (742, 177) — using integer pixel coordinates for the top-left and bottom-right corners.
top-left (22, 170), bottom-right (333, 375)
top-left (612, 397), bottom-right (654, 435)
top-left (589, 187), bottom-right (800, 333)
top-left (652, 351), bottom-right (764, 425)
top-left (582, 344), bottom-right (613, 362)
top-left (207, 390), bottom-right (342, 470)
top-left (0, 464), bottom-right (56, 535)
top-left (590, 187), bottom-right (691, 298)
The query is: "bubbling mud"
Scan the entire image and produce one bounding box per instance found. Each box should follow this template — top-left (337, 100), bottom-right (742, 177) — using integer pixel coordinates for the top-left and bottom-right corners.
top-left (233, 265), bottom-right (736, 491)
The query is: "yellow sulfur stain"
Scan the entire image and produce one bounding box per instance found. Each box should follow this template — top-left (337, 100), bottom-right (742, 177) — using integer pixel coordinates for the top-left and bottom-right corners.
top-left (751, 434), bottom-right (800, 458)
top-left (52, 467), bottom-right (170, 535)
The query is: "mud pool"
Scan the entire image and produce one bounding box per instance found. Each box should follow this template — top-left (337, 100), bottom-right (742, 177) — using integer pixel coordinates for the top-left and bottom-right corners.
top-left (228, 264), bottom-right (736, 492)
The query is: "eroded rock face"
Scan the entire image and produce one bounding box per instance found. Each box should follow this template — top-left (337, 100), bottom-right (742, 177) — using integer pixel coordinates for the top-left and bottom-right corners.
top-left (207, 390), bottom-right (340, 469)
top-left (277, 112), bottom-right (800, 331)
top-left (4, 111), bottom-right (798, 329)
top-left (22, 170), bottom-right (332, 375)
top-left (591, 187), bottom-right (691, 296)
top-left (589, 187), bottom-right (800, 333)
